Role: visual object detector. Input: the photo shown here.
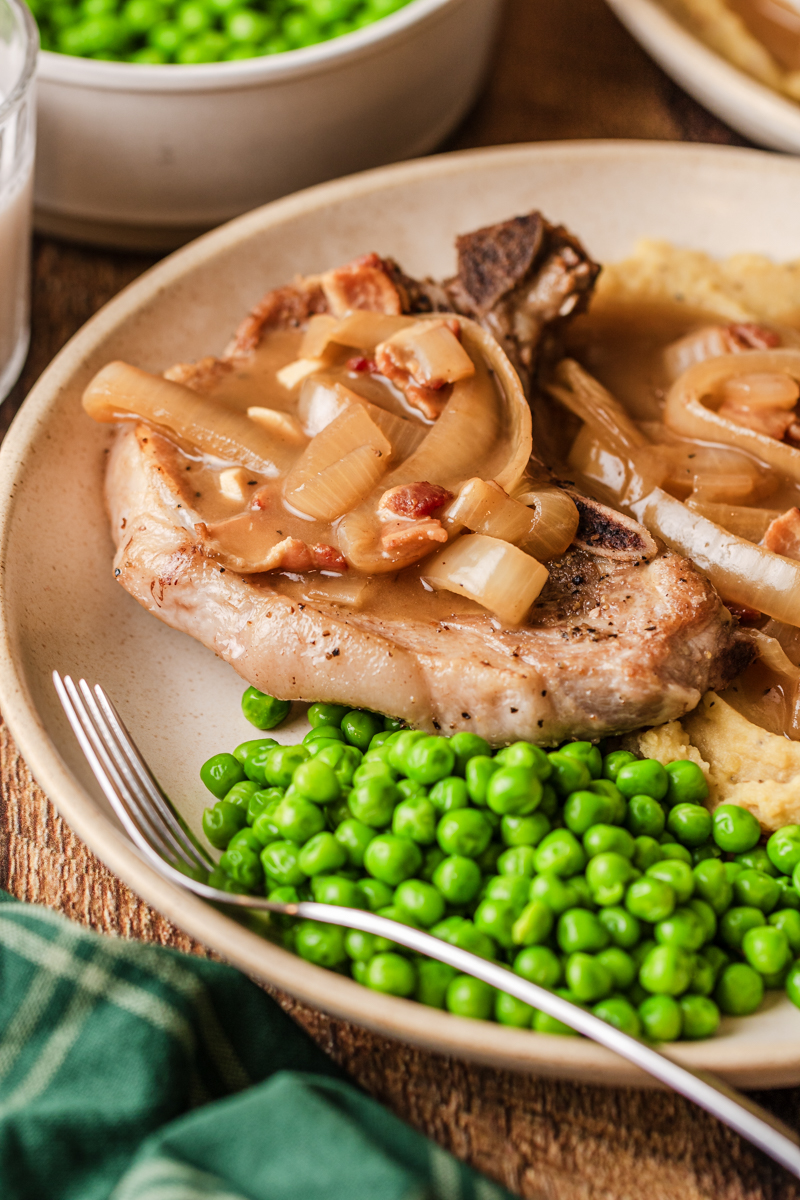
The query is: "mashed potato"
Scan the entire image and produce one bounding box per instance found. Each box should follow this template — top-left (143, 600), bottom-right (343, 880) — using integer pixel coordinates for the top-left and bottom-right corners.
top-left (600, 239), bottom-right (800, 828)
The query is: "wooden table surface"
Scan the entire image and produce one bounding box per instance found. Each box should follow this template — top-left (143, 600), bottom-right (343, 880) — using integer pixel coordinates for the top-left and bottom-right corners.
top-left (3, 2), bottom-right (797, 1197)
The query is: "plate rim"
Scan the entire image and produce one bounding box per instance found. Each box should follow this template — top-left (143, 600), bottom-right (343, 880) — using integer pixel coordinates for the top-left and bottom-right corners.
top-left (6, 139), bottom-right (800, 1087)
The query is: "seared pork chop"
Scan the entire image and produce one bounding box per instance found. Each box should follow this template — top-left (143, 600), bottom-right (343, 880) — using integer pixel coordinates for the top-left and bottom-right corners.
top-left (97, 212), bottom-right (750, 743)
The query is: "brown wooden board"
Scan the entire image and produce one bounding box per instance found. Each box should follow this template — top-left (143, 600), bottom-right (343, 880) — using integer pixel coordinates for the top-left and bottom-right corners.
top-left (4, 2), bottom-right (799, 1196)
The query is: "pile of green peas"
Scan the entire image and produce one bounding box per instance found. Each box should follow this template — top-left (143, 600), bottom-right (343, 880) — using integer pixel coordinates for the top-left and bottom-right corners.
top-left (198, 685), bottom-right (800, 1041)
top-left (30, 0), bottom-right (411, 63)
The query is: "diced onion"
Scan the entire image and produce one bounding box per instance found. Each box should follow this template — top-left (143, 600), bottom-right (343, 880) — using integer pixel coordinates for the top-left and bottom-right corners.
top-left (276, 358), bottom-right (328, 390)
top-left (684, 500), bottom-right (780, 542)
top-left (247, 407), bottom-right (307, 444)
top-left (546, 358), bottom-right (647, 456)
top-left (218, 467), bottom-right (251, 503)
top-left (376, 321), bottom-right (475, 386)
top-left (448, 478), bottom-right (579, 561)
top-left (632, 487), bottom-right (800, 626)
top-left (302, 575), bottom-right (373, 609)
top-left (512, 486), bottom-right (581, 560)
top-left (83, 361), bottom-right (294, 476)
top-left (300, 312), bottom-right (416, 358)
top-left (664, 350), bottom-right (800, 480)
top-left (284, 404), bottom-right (391, 521)
top-left (298, 378), bottom-right (426, 460)
top-left (422, 533), bottom-right (549, 626)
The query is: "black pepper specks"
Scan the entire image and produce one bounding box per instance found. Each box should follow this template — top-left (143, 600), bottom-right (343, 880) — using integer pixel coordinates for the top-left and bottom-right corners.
top-left (461, 712), bottom-right (471, 720)
top-left (114, 568), bottom-right (120, 577)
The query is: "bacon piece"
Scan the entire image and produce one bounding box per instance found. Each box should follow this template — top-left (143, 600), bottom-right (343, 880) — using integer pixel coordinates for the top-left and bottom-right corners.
top-left (728, 323), bottom-right (781, 351)
top-left (311, 543), bottom-right (348, 571)
top-left (228, 281), bottom-right (328, 358)
top-left (378, 482), bottom-right (453, 520)
top-left (380, 518), bottom-right (448, 553)
top-left (726, 602), bottom-right (764, 626)
top-left (164, 355), bottom-right (233, 394)
top-left (717, 400), bottom-right (795, 441)
top-left (347, 356), bottom-right (377, 374)
top-left (321, 253), bottom-right (404, 318)
top-left (763, 508), bottom-right (800, 561)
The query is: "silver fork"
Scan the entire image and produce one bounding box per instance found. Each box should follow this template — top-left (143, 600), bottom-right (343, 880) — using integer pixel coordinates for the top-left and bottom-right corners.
top-left (53, 670), bottom-right (800, 1180)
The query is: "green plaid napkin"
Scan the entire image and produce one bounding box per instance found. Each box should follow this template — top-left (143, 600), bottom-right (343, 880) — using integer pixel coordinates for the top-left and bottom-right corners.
top-left (0, 891), bottom-right (511, 1200)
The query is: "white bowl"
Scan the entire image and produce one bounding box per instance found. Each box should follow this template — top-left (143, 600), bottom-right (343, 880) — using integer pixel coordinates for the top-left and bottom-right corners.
top-left (606, 0), bottom-right (800, 152)
top-left (6, 140), bottom-right (800, 1087)
top-left (34, 0), bottom-right (501, 250)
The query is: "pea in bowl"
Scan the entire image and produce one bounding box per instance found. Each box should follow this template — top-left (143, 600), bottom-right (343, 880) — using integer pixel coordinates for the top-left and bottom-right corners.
top-left (33, 0), bottom-right (502, 248)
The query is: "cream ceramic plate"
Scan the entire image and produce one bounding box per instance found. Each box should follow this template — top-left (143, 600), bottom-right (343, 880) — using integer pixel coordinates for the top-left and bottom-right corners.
top-left (4, 141), bottom-right (800, 1088)
top-left (607, 0), bottom-right (800, 152)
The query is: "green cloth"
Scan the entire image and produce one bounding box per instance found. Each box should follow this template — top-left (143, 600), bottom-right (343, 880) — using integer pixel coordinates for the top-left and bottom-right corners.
top-left (0, 891), bottom-right (511, 1200)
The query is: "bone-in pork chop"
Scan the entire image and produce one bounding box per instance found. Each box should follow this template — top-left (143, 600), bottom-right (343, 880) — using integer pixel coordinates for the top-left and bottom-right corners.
top-left (95, 212), bottom-right (751, 743)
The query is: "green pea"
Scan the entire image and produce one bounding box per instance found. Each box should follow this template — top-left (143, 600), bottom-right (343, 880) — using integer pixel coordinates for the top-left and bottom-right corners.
top-left (625, 877), bottom-right (676, 923)
top-left (358, 877), bottom-right (394, 912)
top-left (486, 766), bottom-right (542, 816)
top-left (222, 780), bottom-right (260, 811)
top-left (387, 730), bottom-right (428, 773)
top-left (147, 19), bottom-right (181, 51)
top-left (251, 798), bottom-right (283, 846)
top-left (462, 753), bottom-right (494, 811)
top-left (538, 784), bottom-right (559, 818)
top-left (368, 731), bottom-right (394, 752)
top-left (304, 724), bottom-right (346, 745)
top-left (766, 824), bottom-right (800, 876)
top-left (226, 827), bottom-right (262, 854)
top-left (666, 803), bottom-right (712, 848)
top-left (560, 741), bottom-right (603, 779)
top-left (297, 831), bottom-right (346, 876)
top-left (495, 991), bottom-right (535, 1027)
top-left (557, 908), bottom-right (610, 954)
top-left (483, 873), bottom-right (530, 914)
top-left (179, 36), bottom-right (231, 68)
top-left (241, 686), bottom-right (291, 730)
top-left (352, 756), bottom-right (397, 787)
top-left (632, 835), bottom-right (663, 872)
top-left (474, 898), bottom-right (517, 948)
top-left (447, 731), bottom-right (490, 775)
top-left (437, 808), bottom-right (492, 858)
top-left (122, 0), bottom-right (165, 32)
top-left (292, 759), bottom-right (341, 805)
top-left (703, 944), bottom-right (731, 984)
top-left (310, 874), bottom-right (363, 907)
top-left (742, 925), bottom-right (791, 976)
top-left (587, 779), bottom-right (626, 823)
top-left (307, 702), bottom-right (349, 728)
top-left (733, 868), bottom-right (780, 914)
top-left (616, 759), bottom-right (668, 801)
top-left (326, 798), bottom-right (353, 829)
top-left (785, 961), bottom-right (800, 1010)
top-left (339, 710), bottom-right (382, 750)
top-left (429, 776), bottom-right (468, 814)
top-left (314, 742), bottom-right (362, 788)
top-left (564, 790), bottom-right (615, 835)
top-left (768, 908), bottom-right (800, 954)
top-left (529, 871), bottom-right (579, 915)
top-left (646, 859), bottom-right (694, 903)
top-left (715, 962), bottom-right (764, 1015)
top-left (218, 842), bottom-right (262, 891)
top-left (676, 994), bottom-right (719, 1040)
top-left (419, 846), bottom-right (446, 883)
top-left (513, 944), bottom-right (562, 988)
top-left (495, 742), bottom-right (552, 779)
top-left (719, 906), bottom-right (766, 951)
top-left (364, 834), bottom-right (422, 885)
top-left (603, 750), bottom-right (636, 781)
top-left (431, 916), bottom-right (495, 960)
top-left (344, 929), bottom-right (379, 962)
top-left (736, 847), bottom-right (779, 877)
top-left (384, 715), bottom-right (406, 733)
top-left (639, 944), bottom-right (692, 996)
top-left (497, 845), bottom-right (536, 877)
top-left (586, 852), bottom-right (636, 907)
top-left (511, 900), bottom-right (553, 947)
top-left (596, 947), bottom-right (637, 990)
top-left (687, 897), bottom-right (717, 943)
top-left (533, 1002), bottom-right (580, 1036)
top-left (261, 840), bottom-right (307, 887)
top-left (263, 744), bottom-right (309, 788)
top-left (446, 974), bottom-right (495, 1019)
top-left (500, 812), bottom-right (551, 847)
top-left (665, 760), bottom-right (708, 806)
top-left (235, 739), bottom-right (281, 784)
top-left (639, 993), bottom-right (682, 1041)
top-left (583, 824), bottom-right (635, 860)
top-left (432, 855), bottom-right (482, 904)
top-left (202, 801), bottom-right (247, 849)
top-left (686, 952), bottom-right (715, 997)
top-left (660, 843), bottom-right (693, 866)
top-left (625, 794), bottom-right (665, 838)
top-left (405, 736), bottom-right (455, 784)
top-left (597, 905), bottom-right (642, 949)
top-left (393, 879), bottom-right (445, 927)
top-left (565, 952), bottom-right (613, 1003)
top-left (295, 920), bottom-right (346, 967)
top-left (566, 874), bottom-right (597, 911)
top-left (200, 752), bottom-right (246, 799)
top-left (272, 796), bottom-right (325, 843)
top-left (534, 829), bottom-right (587, 877)
top-left (414, 959), bottom-right (457, 1008)
top-left (391, 795), bottom-right (437, 844)
top-left (692, 858), bottom-right (733, 915)
top-left (348, 777), bottom-right (399, 827)
top-left (396, 777), bottom-right (427, 801)
top-left (547, 752), bottom-right (592, 796)
top-left (712, 804), bottom-right (761, 853)
top-left (723, 862), bottom-right (743, 884)
top-left (593, 996), bottom-right (641, 1036)
top-left (362, 951), bottom-right (414, 995)
top-left (654, 906), bottom-right (705, 952)
top-left (692, 844), bottom-right (722, 865)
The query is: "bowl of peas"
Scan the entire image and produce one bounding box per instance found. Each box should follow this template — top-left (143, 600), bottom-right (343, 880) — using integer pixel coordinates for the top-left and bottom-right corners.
top-left (31, 0), bottom-right (502, 248)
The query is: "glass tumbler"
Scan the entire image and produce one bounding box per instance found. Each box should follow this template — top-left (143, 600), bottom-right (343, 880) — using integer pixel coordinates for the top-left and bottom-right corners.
top-left (0, 0), bottom-right (36, 402)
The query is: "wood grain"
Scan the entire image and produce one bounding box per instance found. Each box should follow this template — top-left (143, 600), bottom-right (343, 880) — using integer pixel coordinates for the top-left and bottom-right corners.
top-left (2, 2), bottom-right (796, 1197)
